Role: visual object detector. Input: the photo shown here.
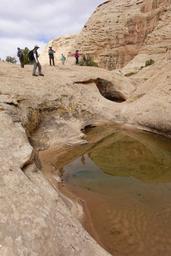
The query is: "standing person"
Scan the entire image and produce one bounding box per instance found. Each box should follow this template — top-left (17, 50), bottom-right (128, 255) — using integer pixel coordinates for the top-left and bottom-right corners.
top-left (74, 50), bottom-right (80, 65)
top-left (60, 53), bottom-right (66, 65)
top-left (48, 46), bottom-right (55, 66)
top-left (17, 47), bottom-right (24, 68)
top-left (30, 45), bottom-right (44, 77)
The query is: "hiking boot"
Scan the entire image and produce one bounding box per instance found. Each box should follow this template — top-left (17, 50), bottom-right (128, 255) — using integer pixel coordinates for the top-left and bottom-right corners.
top-left (39, 74), bottom-right (44, 76)
top-left (32, 74), bottom-right (38, 77)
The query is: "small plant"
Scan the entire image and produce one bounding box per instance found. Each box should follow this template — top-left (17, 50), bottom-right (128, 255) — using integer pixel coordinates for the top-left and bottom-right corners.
top-left (23, 47), bottom-right (30, 65)
top-left (80, 55), bottom-right (98, 67)
top-left (6, 56), bottom-right (17, 64)
top-left (145, 59), bottom-right (155, 67)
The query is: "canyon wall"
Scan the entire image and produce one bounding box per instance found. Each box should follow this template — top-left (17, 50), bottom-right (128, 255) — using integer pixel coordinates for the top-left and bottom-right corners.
top-left (73, 0), bottom-right (171, 69)
top-left (40, 35), bottom-right (77, 65)
top-left (41, 1), bottom-right (171, 70)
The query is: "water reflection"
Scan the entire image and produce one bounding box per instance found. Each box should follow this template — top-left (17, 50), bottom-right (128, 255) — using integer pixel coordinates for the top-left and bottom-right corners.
top-left (64, 131), bottom-right (171, 183)
top-left (62, 130), bottom-right (171, 256)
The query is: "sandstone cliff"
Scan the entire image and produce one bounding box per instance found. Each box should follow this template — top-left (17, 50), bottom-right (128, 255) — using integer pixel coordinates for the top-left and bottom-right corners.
top-left (73, 0), bottom-right (171, 69)
top-left (42, 1), bottom-right (171, 71)
top-left (40, 35), bottom-right (77, 65)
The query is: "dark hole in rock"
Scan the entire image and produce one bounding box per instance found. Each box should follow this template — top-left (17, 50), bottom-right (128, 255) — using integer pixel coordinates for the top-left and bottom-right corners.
top-left (75, 78), bottom-right (126, 103)
top-left (96, 78), bottom-right (126, 103)
top-left (81, 124), bottom-right (96, 133)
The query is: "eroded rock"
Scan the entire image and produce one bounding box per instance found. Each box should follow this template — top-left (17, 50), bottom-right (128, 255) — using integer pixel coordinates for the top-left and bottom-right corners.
top-left (0, 64), bottom-right (111, 256)
top-left (72, 0), bottom-right (170, 69)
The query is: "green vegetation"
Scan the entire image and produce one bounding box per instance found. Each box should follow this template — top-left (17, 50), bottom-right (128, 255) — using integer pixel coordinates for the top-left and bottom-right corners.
top-left (6, 56), bottom-right (17, 64)
top-left (145, 59), bottom-right (155, 67)
top-left (79, 55), bottom-right (98, 67)
top-left (23, 47), bottom-right (30, 65)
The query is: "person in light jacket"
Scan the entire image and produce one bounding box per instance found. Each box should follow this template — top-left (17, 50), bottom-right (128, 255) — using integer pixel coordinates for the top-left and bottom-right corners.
top-left (32, 45), bottom-right (44, 76)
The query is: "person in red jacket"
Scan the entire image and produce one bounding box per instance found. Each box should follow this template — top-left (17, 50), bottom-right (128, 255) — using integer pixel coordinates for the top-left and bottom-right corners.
top-left (74, 50), bottom-right (80, 64)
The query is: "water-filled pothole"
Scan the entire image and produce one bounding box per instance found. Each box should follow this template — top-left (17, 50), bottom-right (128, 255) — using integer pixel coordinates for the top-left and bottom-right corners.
top-left (40, 126), bottom-right (171, 256)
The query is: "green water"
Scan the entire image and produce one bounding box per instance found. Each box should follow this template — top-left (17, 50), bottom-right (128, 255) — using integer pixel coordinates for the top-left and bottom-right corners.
top-left (62, 128), bottom-right (171, 256)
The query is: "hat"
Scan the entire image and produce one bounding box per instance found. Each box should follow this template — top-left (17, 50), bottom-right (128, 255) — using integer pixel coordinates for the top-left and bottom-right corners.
top-left (34, 45), bottom-right (40, 49)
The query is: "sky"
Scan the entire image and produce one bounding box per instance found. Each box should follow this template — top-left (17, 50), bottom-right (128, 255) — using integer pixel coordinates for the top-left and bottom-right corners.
top-left (0, 0), bottom-right (103, 59)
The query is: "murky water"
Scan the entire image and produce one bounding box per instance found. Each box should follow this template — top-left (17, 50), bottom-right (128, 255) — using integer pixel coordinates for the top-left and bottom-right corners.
top-left (60, 128), bottom-right (171, 256)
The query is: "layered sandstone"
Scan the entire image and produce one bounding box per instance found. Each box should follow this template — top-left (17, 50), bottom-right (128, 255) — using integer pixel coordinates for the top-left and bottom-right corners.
top-left (40, 35), bottom-right (77, 65)
top-left (73, 0), bottom-right (171, 69)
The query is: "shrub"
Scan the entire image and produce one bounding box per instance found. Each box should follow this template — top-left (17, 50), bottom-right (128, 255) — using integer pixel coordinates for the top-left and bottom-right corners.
top-left (23, 47), bottom-right (30, 64)
top-left (6, 56), bottom-right (17, 64)
top-left (80, 55), bottom-right (98, 67)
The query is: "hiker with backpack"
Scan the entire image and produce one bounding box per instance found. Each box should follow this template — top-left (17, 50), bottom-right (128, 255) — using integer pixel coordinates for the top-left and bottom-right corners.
top-left (48, 46), bottom-right (55, 66)
top-left (29, 45), bottom-right (44, 77)
top-left (17, 48), bottom-right (24, 68)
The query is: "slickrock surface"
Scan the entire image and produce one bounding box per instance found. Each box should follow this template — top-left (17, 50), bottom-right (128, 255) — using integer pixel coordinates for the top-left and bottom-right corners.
top-left (1, 0), bottom-right (171, 255)
top-left (0, 43), bottom-right (171, 254)
top-left (0, 61), bottom-right (136, 256)
top-left (122, 60), bottom-right (171, 135)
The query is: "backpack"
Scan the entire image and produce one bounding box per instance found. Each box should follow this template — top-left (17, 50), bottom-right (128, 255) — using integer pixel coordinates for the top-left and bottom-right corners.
top-left (28, 50), bottom-right (34, 62)
top-left (48, 49), bottom-right (54, 56)
top-left (17, 50), bottom-right (23, 58)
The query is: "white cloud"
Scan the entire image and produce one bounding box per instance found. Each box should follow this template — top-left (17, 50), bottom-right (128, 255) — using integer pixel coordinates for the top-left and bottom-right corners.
top-left (0, 0), bottom-right (103, 59)
top-left (0, 37), bottom-right (46, 59)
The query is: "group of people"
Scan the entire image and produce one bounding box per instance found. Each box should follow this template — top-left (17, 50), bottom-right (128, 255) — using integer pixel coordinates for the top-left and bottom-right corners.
top-left (48, 47), bottom-right (81, 66)
top-left (48, 47), bottom-right (68, 66)
top-left (17, 46), bottom-right (44, 76)
top-left (17, 46), bottom-right (81, 77)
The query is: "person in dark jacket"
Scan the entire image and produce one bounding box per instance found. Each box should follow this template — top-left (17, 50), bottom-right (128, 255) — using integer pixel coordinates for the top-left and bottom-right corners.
top-left (17, 48), bottom-right (24, 68)
top-left (48, 46), bottom-right (55, 66)
top-left (32, 45), bottom-right (44, 76)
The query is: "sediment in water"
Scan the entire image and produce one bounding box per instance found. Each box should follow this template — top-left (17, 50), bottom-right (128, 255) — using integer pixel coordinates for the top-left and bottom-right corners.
top-left (39, 126), bottom-right (171, 256)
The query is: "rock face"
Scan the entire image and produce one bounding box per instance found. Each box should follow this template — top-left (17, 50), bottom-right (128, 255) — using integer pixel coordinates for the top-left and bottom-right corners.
top-left (0, 61), bottom-right (138, 256)
top-left (40, 35), bottom-right (77, 65)
top-left (1, 1), bottom-right (171, 255)
top-left (0, 43), bottom-right (171, 254)
top-left (73, 0), bottom-right (171, 69)
top-left (41, 1), bottom-right (171, 70)
top-left (123, 60), bottom-right (171, 135)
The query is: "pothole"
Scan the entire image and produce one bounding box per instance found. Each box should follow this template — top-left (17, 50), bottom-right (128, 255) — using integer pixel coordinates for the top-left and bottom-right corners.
top-left (75, 78), bottom-right (126, 103)
top-left (81, 124), bottom-right (96, 133)
top-left (96, 78), bottom-right (126, 103)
